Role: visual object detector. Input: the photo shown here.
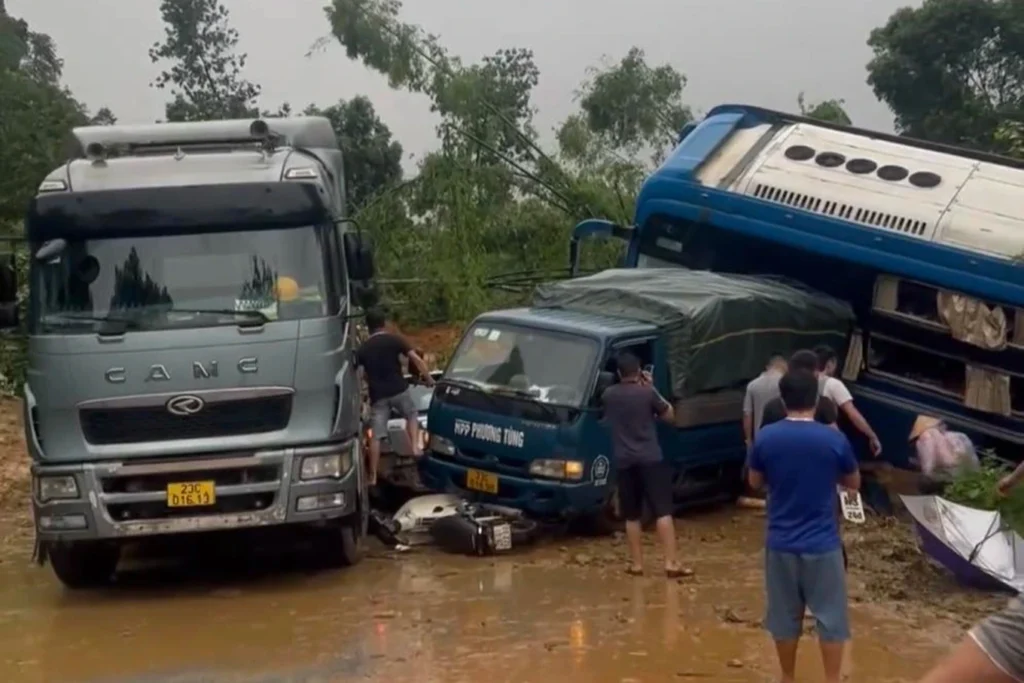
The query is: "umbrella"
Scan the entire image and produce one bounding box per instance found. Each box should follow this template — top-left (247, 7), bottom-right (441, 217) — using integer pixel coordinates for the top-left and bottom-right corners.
top-left (900, 494), bottom-right (1024, 592)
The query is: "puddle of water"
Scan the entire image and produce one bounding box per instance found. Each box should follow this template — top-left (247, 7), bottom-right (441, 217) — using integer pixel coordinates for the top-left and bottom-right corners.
top-left (0, 511), bottom-right (949, 682)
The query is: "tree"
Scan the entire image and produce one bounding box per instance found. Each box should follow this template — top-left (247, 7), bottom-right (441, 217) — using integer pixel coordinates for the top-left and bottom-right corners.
top-left (569, 48), bottom-right (692, 164)
top-left (149, 0), bottom-right (262, 121)
top-left (866, 0), bottom-right (1024, 150)
top-left (89, 107), bottom-right (117, 126)
top-left (0, 3), bottom-right (89, 223)
top-left (305, 97), bottom-right (403, 210)
top-left (0, 0), bottom-right (62, 86)
top-left (324, 0), bottom-right (598, 323)
top-left (797, 93), bottom-right (852, 125)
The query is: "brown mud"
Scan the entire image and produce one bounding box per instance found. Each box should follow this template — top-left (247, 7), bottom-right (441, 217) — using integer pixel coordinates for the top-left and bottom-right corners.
top-left (0, 325), bottom-right (1007, 681)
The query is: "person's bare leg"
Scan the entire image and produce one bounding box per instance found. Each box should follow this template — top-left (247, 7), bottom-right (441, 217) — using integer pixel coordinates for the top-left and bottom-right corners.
top-left (405, 416), bottom-right (422, 457)
top-left (918, 636), bottom-right (1016, 683)
top-left (655, 515), bottom-right (679, 571)
top-left (819, 640), bottom-right (846, 683)
top-left (367, 437), bottom-right (380, 486)
top-left (624, 520), bottom-right (644, 572)
top-left (774, 639), bottom-right (799, 683)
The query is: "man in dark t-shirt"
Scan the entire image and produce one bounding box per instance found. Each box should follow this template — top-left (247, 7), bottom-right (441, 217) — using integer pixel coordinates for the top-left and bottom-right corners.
top-left (601, 352), bottom-right (683, 577)
top-left (356, 309), bottom-right (434, 484)
top-left (760, 350), bottom-right (838, 429)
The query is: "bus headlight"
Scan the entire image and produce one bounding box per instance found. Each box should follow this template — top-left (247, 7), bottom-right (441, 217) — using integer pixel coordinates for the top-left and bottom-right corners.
top-left (529, 459), bottom-right (585, 481)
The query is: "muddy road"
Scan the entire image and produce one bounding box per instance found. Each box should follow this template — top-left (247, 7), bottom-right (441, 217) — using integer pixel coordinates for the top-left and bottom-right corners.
top-left (0, 506), bottom-right (1001, 683)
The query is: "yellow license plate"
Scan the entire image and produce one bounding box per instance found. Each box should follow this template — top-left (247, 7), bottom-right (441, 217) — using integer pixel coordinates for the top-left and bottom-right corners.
top-left (166, 481), bottom-right (216, 508)
top-left (466, 469), bottom-right (499, 494)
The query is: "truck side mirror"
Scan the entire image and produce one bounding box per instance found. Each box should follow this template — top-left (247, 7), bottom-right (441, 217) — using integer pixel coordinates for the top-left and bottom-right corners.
top-left (343, 233), bottom-right (375, 281)
top-left (0, 253), bottom-right (19, 330)
top-left (351, 282), bottom-right (380, 309)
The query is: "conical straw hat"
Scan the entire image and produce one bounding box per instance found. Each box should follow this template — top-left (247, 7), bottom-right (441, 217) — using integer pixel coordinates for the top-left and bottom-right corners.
top-left (909, 414), bottom-right (942, 442)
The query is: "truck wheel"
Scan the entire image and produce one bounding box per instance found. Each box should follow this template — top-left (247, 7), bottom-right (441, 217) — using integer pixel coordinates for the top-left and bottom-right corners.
top-left (571, 490), bottom-right (621, 537)
top-left (48, 542), bottom-right (120, 589)
top-left (322, 520), bottom-right (364, 568)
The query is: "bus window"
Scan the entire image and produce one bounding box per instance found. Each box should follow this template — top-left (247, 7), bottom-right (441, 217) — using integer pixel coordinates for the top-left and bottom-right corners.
top-left (866, 335), bottom-right (966, 399)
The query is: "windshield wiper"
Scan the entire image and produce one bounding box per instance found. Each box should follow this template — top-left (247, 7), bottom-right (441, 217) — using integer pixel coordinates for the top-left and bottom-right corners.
top-left (42, 313), bottom-right (138, 333)
top-left (164, 308), bottom-right (269, 326)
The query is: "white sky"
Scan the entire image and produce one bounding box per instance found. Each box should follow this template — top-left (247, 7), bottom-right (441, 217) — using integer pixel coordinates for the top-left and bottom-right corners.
top-left (10, 0), bottom-right (915, 165)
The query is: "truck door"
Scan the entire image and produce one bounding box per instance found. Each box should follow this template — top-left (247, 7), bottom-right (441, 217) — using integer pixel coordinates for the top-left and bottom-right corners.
top-left (605, 337), bottom-right (676, 461)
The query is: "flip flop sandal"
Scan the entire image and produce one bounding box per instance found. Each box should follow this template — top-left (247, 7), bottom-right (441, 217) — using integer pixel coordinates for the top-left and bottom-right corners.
top-left (665, 567), bottom-right (688, 579)
top-left (625, 566), bottom-right (644, 577)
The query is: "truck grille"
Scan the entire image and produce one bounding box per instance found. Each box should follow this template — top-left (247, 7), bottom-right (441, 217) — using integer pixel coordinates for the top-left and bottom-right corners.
top-left (97, 456), bottom-right (283, 522)
top-left (80, 395), bottom-right (292, 445)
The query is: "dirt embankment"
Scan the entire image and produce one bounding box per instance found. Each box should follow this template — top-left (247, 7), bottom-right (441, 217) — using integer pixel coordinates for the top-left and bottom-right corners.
top-left (0, 398), bottom-right (27, 513)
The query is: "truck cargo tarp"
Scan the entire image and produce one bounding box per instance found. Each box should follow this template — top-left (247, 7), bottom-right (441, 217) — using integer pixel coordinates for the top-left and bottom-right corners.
top-left (533, 269), bottom-right (855, 398)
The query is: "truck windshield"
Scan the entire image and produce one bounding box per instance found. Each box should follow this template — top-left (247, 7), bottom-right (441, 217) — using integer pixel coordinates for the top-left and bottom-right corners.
top-left (446, 322), bottom-right (599, 407)
top-left (32, 225), bottom-right (337, 333)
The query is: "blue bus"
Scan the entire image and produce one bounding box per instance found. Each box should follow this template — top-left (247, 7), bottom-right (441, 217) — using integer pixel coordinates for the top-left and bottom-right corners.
top-left (570, 104), bottom-right (1024, 468)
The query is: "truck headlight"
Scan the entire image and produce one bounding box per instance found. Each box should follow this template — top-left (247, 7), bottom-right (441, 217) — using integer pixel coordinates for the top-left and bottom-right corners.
top-left (428, 433), bottom-right (455, 456)
top-left (37, 475), bottom-right (79, 502)
top-left (300, 449), bottom-right (354, 480)
top-left (529, 459), bottom-right (585, 481)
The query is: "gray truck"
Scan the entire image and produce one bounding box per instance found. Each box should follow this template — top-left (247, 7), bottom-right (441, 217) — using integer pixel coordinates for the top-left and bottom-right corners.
top-left (0, 117), bottom-right (376, 588)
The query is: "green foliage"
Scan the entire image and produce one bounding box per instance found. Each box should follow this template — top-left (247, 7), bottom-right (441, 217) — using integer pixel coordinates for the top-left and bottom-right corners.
top-left (572, 47), bottom-right (692, 164)
top-left (304, 97), bottom-right (403, 210)
top-left (0, 5), bottom-right (91, 224)
top-left (149, 0), bottom-right (263, 121)
top-left (797, 92), bottom-right (852, 125)
top-left (944, 458), bottom-right (1024, 536)
top-left (866, 0), bottom-right (1024, 150)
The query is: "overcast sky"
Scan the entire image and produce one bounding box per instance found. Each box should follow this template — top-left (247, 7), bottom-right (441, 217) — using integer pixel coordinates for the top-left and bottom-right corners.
top-left (11, 0), bottom-right (915, 164)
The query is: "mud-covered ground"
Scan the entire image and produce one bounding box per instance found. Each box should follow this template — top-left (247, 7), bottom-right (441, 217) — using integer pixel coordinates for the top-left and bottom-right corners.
top-left (0, 325), bottom-right (1008, 681)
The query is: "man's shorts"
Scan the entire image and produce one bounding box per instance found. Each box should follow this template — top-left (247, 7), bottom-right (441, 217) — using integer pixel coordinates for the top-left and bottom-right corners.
top-left (370, 389), bottom-right (417, 441)
top-left (617, 462), bottom-right (673, 521)
top-left (970, 595), bottom-right (1024, 681)
top-left (765, 548), bottom-right (850, 642)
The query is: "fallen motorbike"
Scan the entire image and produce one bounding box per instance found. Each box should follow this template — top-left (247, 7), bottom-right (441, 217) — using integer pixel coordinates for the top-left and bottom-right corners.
top-left (369, 493), bottom-right (540, 556)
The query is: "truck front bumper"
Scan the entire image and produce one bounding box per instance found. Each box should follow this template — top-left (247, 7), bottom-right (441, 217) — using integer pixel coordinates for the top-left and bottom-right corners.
top-left (419, 454), bottom-right (607, 519)
top-left (31, 440), bottom-right (363, 542)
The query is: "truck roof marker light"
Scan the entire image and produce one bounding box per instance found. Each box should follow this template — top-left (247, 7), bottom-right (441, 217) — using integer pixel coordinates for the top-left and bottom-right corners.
top-left (38, 179), bottom-right (68, 193)
top-left (284, 168), bottom-right (318, 180)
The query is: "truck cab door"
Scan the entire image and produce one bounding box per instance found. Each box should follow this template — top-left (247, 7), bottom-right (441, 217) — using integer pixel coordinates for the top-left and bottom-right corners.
top-left (605, 337), bottom-right (676, 462)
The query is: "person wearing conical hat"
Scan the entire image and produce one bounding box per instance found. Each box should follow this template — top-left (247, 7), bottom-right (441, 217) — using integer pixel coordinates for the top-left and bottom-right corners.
top-left (909, 414), bottom-right (978, 495)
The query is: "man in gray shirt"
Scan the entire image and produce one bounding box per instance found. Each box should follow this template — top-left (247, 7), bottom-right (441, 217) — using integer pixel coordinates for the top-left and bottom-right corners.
top-left (601, 352), bottom-right (682, 577)
top-left (743, 353), bottom-right (788, 449)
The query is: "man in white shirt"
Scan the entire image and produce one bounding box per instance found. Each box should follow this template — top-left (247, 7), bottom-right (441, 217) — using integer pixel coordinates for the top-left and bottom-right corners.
top-left (814, 346), bottom-right (882, 457)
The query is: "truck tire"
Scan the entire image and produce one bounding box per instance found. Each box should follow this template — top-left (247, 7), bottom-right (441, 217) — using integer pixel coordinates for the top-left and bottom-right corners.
top-left (322, 519), bottom-right (364, 568)
top-left (48, 542), bottom-right (120, 590)
top-left (571, 489), bottom-right (621, 537)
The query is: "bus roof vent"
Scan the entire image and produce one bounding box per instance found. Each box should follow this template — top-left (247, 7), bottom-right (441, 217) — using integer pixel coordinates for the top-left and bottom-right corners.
top-left (752, 183), bottom-right (931, 237)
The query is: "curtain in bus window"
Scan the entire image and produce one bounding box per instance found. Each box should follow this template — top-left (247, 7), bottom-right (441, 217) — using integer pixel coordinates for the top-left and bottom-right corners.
top-left (964, 365), bottom-right (1012, 416)
top-left (1013, 309), bottom-right (1024, 346)
top-left (873, 276), bottom-right (899, 312)
top-left (842, 331), bottom-right (864, 381)
top-left (937, 291), bottom-right (1007, 350)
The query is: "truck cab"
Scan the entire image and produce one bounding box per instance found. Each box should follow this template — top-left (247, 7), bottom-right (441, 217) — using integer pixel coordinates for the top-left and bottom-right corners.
top-left (420, 308), bottom-right (658, 520)
top-left (0, 117), bottom-right (377, 588)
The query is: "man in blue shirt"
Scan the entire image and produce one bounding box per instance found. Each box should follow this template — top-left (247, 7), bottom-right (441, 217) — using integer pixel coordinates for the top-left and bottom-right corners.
top-left (748, 369), bottom-right (861, 683)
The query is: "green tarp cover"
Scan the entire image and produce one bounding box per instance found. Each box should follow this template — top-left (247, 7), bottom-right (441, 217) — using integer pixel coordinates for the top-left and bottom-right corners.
top-left (533, 268), bottom-right (855, 398)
